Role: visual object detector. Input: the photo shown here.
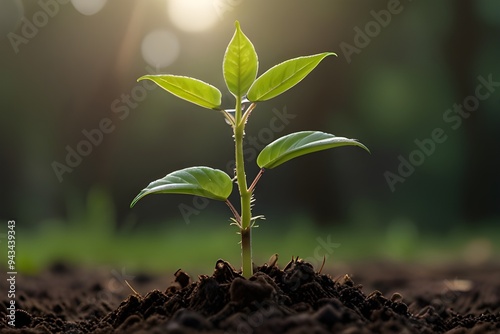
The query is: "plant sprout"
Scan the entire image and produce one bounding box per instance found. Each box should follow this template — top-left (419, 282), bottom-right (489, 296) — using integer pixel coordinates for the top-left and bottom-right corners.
top-left (130, 21), bottom-right (369, 278)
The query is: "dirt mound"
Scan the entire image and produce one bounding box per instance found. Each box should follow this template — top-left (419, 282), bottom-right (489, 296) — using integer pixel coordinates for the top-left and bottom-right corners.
top-left (1, 259), bottom-right (499, 333)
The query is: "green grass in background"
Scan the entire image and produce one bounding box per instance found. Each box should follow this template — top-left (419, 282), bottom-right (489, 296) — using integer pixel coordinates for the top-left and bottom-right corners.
top-left (12, 215), bottom-right (500, 277)
top-left (7, 187), bottom-right (499, 277)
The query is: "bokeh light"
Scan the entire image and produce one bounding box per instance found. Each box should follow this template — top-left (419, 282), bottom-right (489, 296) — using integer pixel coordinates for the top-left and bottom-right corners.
top-left (0, 0), bottom-right (23, 36)
top-left (71, 0), bottom-right (107, 16)
top-left (141, 29), bottom-right (180, 69)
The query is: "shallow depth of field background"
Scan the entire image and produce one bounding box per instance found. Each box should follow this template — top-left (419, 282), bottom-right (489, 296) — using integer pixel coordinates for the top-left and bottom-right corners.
top-left (1, 0), bottom-right (499, 276)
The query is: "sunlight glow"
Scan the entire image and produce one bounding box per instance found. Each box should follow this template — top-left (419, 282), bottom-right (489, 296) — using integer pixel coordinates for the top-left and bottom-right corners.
top-left (141, 29), bottom-right (180, 69)
top-left (166, 0), bottom-right (219, 33)
top-left (71, 0), bottom-right (107, 16)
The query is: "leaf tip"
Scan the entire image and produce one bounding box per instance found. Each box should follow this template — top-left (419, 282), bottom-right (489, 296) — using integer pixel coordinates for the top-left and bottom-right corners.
top-left (137, 75), bottom-right (150, 83)
top-left (321, 52), bottom-right (337, 59)
top-left (357, 141), bottom-right (371, 154)
top-left (130, 192), bottom-right (145, 208)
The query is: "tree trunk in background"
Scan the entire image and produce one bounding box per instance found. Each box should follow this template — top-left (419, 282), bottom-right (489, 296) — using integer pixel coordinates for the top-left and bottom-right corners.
top-left (292, 82), bottom-right (344, 226)
top-left (447, 0), bottom-right (499, 221)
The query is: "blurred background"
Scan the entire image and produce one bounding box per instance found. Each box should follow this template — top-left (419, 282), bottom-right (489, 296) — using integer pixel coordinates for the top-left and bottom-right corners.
top-left (1, 0), bottom-right (499, 275)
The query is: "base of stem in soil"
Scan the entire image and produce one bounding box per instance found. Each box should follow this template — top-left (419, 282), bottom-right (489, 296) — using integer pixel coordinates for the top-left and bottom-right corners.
top-left (2, 259), bottom-right (499, 333)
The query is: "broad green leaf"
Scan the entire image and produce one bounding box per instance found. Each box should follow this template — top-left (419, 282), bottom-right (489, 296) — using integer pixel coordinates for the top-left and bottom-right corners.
top-left (130, 166), bottom-right (233, 207)
top-left (247, 52), bottom-right (336, 102)
top-left (223, 21), bottom-right (258, 98)
top-left (257, 131), bottom-right (370, 169)
top-left (138, 75), bottom-right (222, 110)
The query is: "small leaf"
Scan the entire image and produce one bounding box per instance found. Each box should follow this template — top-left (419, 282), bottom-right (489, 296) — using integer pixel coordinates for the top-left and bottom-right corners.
top-left (257, 131), bottom-right (370, 169)
top-left (130, 166), bottom-right (233, 207)
top-left (247, 52), bottom-right (336, 102)
top-left (138, 75), bottom-right (222, 110)
top-left (223, 21), bottom-right (258, 98)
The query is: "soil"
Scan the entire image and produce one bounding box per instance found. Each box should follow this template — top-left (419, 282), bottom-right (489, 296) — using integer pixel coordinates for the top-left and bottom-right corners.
top-left (1, 259), bottom-right (499, 333)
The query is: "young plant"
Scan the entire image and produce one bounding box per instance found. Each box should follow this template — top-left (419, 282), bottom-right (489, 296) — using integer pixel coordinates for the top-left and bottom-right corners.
top-left (130, 22), bottom-right (369, 278)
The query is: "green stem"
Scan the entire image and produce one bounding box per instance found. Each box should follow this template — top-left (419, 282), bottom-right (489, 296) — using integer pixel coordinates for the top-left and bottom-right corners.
top-left (234, 96), bottom-right (253, 278)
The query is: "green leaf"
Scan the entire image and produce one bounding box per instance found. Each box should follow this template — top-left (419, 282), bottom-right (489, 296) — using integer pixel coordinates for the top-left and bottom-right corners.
top-left (223, 21), bottom-right (258, 98)
top-left (247, 52), bottom-right (336, 102)
top-left (130, 166), bottom-right (233, 207)
top-left (257, 131), bottom-right (370, 169)
top-left (138, 75), bottom-right (222, 110)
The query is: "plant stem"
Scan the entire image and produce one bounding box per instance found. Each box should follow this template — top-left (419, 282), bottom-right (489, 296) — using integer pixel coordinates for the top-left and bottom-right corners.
top-left (234, 96), bottom-right (253, 278)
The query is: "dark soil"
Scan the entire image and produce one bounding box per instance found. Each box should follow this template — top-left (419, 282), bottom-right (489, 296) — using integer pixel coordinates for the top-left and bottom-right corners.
top-left (1, 259), bottom-right (500, 333)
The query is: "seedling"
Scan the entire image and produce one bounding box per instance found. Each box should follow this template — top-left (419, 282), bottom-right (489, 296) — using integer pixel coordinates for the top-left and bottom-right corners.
top-left (130, 22), bottom-right (369, 278)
